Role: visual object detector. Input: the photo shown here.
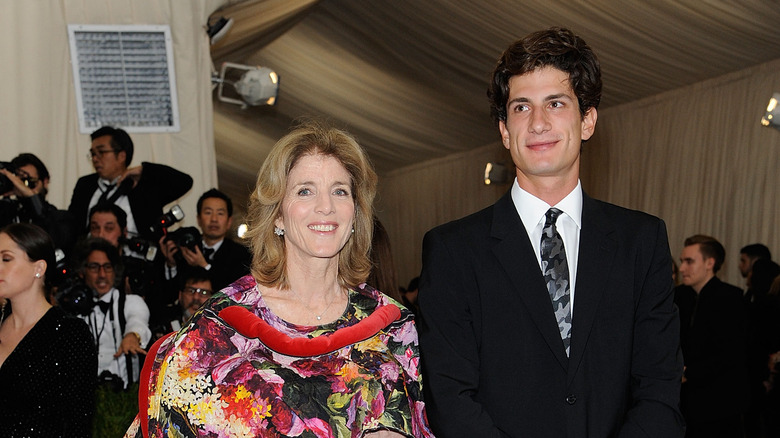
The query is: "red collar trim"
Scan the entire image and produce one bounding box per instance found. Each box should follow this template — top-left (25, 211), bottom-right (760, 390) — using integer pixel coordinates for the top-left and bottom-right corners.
top-left (218, 304), bottom-right (401, 357)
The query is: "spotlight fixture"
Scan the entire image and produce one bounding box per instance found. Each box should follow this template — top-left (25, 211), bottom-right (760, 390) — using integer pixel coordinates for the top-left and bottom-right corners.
top-left (761, 93), bottom-right (780, 131)
top-left (207, 16), bottom-right (234, 45)
top-left (212, 62), bottom-right (279, 108)
top-left (484, 162), bottom-right (511, 185)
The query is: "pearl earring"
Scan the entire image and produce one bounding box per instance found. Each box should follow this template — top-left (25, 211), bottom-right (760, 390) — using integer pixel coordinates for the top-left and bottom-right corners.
top-left (35, 273), bottom-right (41, 278)
top-left (274, 226), bottom-right (285, 236)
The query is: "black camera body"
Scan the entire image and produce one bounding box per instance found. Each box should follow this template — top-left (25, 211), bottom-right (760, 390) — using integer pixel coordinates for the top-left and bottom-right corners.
top-left (0, 161), bottom-right (17, 194)
top-left (55, 276), bottom-right (96, 317)
top-left (165, 226), bottom-right (202, 251)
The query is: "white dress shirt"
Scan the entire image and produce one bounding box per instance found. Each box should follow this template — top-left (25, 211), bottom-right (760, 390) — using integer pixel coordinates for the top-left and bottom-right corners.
top-left (80, 288), bottom-right (151, 388)
top-left (511, 179), bottom-right (582, 317)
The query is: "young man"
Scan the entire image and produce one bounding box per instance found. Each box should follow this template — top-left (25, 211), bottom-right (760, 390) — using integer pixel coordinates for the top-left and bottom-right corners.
top-left (676, 235), bottom-right (748, 438)
top-left (68, 126), bottom-right (193, 240)
top-left (418, 27), bottom-right (684, 437)
top-left (160, 189), bottom-right (251, 293)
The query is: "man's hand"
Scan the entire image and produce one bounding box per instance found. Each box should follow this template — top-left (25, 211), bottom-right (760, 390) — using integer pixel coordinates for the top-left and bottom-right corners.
top-left (180, 245), bottom-right (208, 269)
top-left (115, 332), bottom-right (146, 357)
top-left (159, 236), bottom-right (179, 268)
top-left (119, 165), bottom-right (143, 188)
top-left (0, 168), bottom-right (35, 198)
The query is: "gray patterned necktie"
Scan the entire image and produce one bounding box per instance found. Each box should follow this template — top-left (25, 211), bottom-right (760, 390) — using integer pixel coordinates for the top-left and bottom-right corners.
top-left (540, 208), bottom-right (572, 357)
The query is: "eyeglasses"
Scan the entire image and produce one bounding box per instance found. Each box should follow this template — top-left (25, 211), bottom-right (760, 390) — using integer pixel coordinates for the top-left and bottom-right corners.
top-left (85, 262), bottom-right (114, 273)
top-left (183, 286), bottom-right (213, 296)
top-left (14, 171), bottom-right (38, 189)
top-left (87, 148), bottom-right (117, 160)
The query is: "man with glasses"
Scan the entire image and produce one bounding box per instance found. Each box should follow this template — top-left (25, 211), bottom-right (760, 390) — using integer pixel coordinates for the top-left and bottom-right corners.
top-left (0, 153), bottom-right (78, 255)
top-left (77, 237), bottom-right (151, 389)
top-left (68, 126), bottom-right (193, 241)
top-left (149, 268), bottom-right (213, 342)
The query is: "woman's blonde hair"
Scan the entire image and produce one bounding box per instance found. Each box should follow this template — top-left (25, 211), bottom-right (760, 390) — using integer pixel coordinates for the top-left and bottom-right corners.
top-left (244, 120), bottom-right (378, 289)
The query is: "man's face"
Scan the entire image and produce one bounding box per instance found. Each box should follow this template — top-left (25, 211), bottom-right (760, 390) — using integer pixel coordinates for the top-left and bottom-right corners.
top-left (89, 212), bottom-right (125, 246)
top-left (679, 244), bottom-right (715, 292)
top-left (90, 135), bottom-right (126, 181)
top-left (498, 66), bottom-right (597, 191)
top-left (178, 279), bottom-right (213, 318)
top-left (82, 249), bottom-right (115, 297)
top-left (16, 164), bottom-right (47, 195)
top-left (197, 197), bottom-right (232, 243)
top-left (738, 253), bottom-right (754, 278)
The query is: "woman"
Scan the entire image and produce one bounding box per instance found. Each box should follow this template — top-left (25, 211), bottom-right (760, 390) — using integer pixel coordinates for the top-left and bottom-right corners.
top-left (0, 223), bottom-right (97, 436)
top-left (126, 122), bottom-right (433, 437)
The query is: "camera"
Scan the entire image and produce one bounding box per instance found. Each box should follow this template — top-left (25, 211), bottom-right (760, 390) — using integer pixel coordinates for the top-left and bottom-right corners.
top-left (0, 161), bottom-right (17, 194)
top-left (165, 226), bottom-right (202, 251)
top-left (54, 276), bottom-right (96, 316)
top-left (122, 255), bottom-right (159, 297)
top-left (0, 161), bottom-right (37, 194)
top-left (149, 204), bottom-right (185, 237)
top-left (121, 236), bottom-right (158, 262)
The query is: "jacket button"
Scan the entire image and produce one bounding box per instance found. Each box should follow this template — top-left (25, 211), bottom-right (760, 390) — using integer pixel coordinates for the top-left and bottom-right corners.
top-left (565, 394), bottom-right (577, 405)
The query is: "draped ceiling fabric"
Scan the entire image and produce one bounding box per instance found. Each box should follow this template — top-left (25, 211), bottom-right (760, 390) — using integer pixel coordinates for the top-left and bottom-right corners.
top-left (210, 0), bottom-right (780, 286)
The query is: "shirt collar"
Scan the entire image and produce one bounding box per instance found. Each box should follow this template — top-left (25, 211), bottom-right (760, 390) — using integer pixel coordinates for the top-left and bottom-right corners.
top-left (98, 177), bottom-right (120, 190)
top-left (512, 178), bottom-right (583, 234)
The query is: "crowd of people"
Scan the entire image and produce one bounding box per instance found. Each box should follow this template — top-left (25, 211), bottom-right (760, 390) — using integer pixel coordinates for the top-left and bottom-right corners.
top-left (0, 26), bottom-right (778, 438)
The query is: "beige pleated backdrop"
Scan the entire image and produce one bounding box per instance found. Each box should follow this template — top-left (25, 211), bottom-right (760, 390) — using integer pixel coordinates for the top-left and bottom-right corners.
top-left (0, 0), bottom-right (226, 225)
top-left (381, 58), bottom-right (780, 289)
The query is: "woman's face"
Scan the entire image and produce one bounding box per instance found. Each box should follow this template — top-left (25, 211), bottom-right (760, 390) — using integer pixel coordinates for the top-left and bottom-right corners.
top-left (275, 154), bottom-right (355, 266)
top-left (0, 232), bottom-right (40, 300)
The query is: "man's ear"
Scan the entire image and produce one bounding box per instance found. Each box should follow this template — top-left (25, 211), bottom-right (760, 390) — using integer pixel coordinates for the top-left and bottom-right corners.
top-left (581, 107), bottom-right (598, 141)
top-left (704, 256), bottom-right (716, 272)
top-left (117, 150), bottom-right (127, 167)
top-left (498, 120), bottom-right (510, 150)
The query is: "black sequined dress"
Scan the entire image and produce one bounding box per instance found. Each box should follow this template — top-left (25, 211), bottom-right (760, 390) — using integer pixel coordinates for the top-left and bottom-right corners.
top-left (0, 306), bottom-right (97, 437)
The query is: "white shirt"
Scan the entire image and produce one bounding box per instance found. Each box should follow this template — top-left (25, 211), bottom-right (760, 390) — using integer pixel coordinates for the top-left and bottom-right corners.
top-left (80, 288), bottom-right (151, 388)
top-left (511, 179), bottom-right (582, 317)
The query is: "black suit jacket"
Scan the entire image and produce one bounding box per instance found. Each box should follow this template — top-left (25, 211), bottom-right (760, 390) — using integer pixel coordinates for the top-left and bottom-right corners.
top-left (207, 237), bottom-right (252, 292)
top-left (68, 162), bottom-right (193, 240)
top-left (675, 278), bottom-right (748, 422)
top-left (418, 190), bottom-right (684, 438)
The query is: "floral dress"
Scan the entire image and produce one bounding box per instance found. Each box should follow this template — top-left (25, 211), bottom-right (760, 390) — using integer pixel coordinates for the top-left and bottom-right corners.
top-left (125, 275), bottom-right (434, 438)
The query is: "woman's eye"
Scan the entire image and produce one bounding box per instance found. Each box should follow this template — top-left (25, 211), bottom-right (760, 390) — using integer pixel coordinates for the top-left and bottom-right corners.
top-left (297, 188), bottom-right (312, 196)
top-left (334, 188), bottom-right (349, 196)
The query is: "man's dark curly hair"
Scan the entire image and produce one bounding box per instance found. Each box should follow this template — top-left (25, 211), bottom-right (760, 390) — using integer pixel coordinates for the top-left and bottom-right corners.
top-left (488, 27), bottom-right (602, 127)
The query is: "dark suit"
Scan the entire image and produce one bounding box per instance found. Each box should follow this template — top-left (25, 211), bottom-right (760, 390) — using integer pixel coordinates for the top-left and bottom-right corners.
top-left (205, 237), bottom-right (252, 292)
top-left (68, 162), bottom-right (193, 240)
top-left (418, 190), bottom-right (684, 437)
top-left (675, 278), bottom-right (748, 437)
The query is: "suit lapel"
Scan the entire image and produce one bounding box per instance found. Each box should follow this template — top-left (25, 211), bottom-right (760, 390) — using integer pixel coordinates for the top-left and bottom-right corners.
top-left (490, 191), bottom-right (570, 370)
top-left (566, 195), bottom-right (617, 385)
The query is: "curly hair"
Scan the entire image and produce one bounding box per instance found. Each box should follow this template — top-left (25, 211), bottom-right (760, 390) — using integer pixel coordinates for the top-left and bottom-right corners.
top-left (243, 120), bottom-right (378, 290)
top-left (488, 27), bottom-right (602, 127)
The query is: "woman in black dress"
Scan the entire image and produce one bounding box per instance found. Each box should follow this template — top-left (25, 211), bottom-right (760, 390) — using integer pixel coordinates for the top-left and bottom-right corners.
top-left (0, 223), bottom-right (97, 437)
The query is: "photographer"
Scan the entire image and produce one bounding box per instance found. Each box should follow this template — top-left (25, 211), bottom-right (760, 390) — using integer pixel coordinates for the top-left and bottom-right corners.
top-left (149, 268), bottom-right (213, 343)
top-left (0, 153), bottom-right (78, 255)
top-left (75, 237), bottom-right (150, 389)
top-left (88, 203), bottom-right (161, 298)
top-left (68, 126), bottom-right (193, 241)
top-left (159, 189), bottom-right (251, 299)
